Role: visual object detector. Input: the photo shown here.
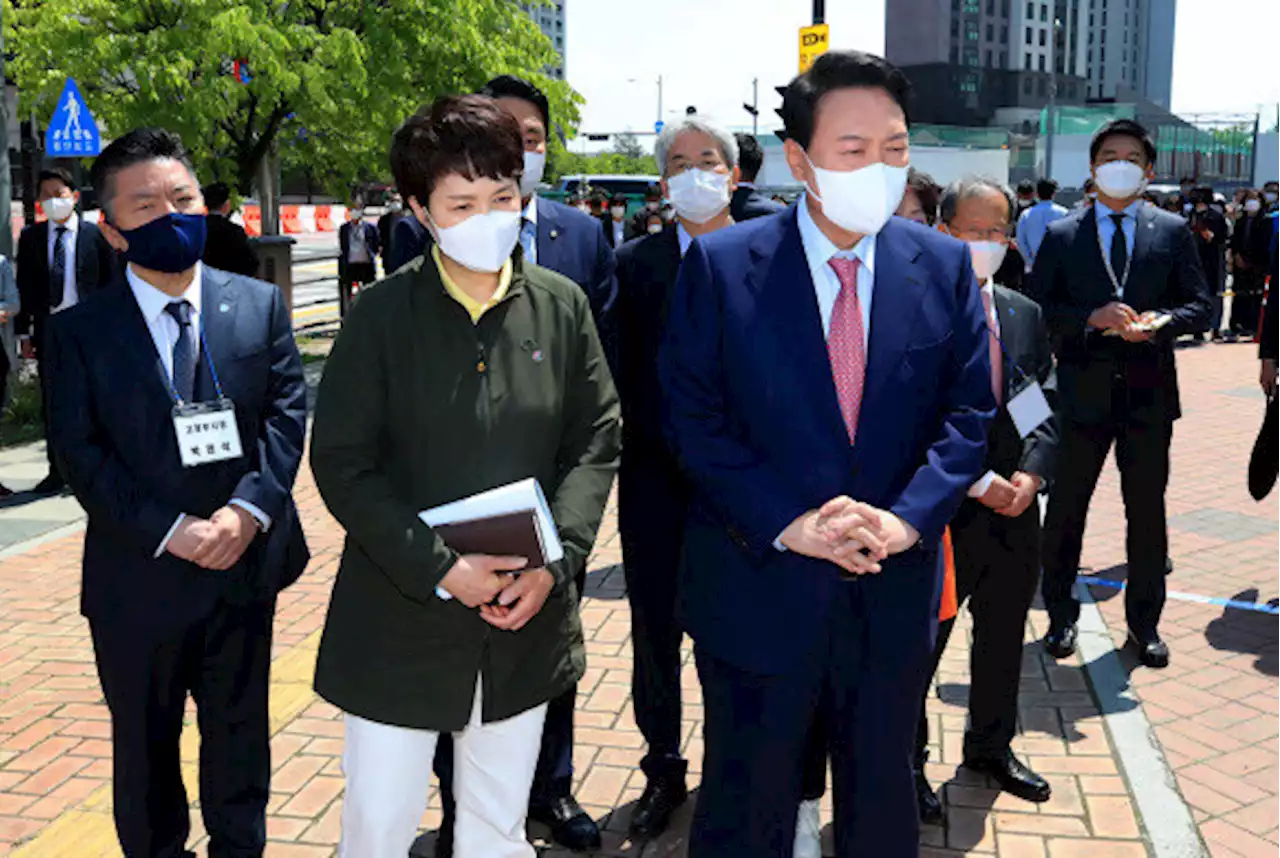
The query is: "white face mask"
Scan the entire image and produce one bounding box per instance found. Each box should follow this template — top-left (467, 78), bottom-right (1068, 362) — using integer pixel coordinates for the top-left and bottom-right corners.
top-left (804, 153), bottom-right (908, 235)
top-left (44, 195), bottom-right (75, 223)
top-left (610, 206), bottom-right (626, 219)
top-left (428, 209), bottom-right (522, 273)
top-left (387, 200), bottom-right (403, 213)
top-left (1093, 161), bottom-right (1146, 200)
top-left (576, 203), bottom-right (591, 214)
top-left (520, 151), bottom-right (546, 197)
top-left (1245, 199), bottom-right (1262, 214)
top-left (666, 168), bottom-right (731, 224)
top-left (1265, 191), bottom-right (1278, 205)
top-left (647, 223), bottom-right (663, 235)
top-left (967, 240), bottom-right (1008, 282)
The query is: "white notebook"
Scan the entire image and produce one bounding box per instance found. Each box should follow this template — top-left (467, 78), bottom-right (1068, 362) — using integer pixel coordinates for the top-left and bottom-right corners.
top-left (420, 478), bottom-right (563, 601)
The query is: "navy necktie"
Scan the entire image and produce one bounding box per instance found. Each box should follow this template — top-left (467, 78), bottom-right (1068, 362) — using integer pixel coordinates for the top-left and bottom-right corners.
top-left (50, 226), bottom-right (68, 307)
top-left (1109, 213), bottom-right (1128, 292)
top-left (165, 300), bottom-right (196, 401)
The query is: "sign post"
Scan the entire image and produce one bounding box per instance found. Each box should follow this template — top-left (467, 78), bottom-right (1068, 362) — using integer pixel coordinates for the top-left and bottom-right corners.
top-left (798, 23), bottom-right (830, 74)
top-left (45, 78), bottom-right (101, 158)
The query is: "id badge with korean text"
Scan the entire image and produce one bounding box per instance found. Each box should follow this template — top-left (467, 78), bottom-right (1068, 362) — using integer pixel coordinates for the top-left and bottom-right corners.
top-left (173, 398), bottom-right (244, 468)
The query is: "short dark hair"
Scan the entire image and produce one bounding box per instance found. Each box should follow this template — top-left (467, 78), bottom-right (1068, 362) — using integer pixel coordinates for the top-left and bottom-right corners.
top-left (202, 181), bottom-right (232, 211)
top-left (610, 193), bottom-right (627, 205)
top-left (1090, 119), bottom-right (1156, 166)
top-left (480, 75), bottom-right (551, 134)
top-left (37, 167), bottom-right (75, 195)
top-left (390, 95), bottom-right (523, 210)
top-left (90, 127), bottom-right (196, 219)
top-left (1179, 176), bottom-right (1196, 185)
top-left (1036, 177), bottom-right (1059, 200)
top-left (1264, 180), bottom-right (1279, 189)
top-left (1016, 179), bottom-right (1035, 197)
top-left (644, 183), bottom-right (662, 200)
top-left (735, 133), bottom-right (765, 182)
top-left (906, 167), bottom-right (941, 226)
top-left (779, 50), bottom-right (912, 150)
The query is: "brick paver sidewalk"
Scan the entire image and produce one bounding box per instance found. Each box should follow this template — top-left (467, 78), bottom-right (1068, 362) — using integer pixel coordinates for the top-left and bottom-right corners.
top-left (0, 342), bottom-right (1272, 857)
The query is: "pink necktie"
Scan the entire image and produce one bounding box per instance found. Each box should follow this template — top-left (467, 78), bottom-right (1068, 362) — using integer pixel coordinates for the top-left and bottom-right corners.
top-left (981, 288), bottom-right (1002, 404)
top-left (827, 257), bottom-right (866, 444)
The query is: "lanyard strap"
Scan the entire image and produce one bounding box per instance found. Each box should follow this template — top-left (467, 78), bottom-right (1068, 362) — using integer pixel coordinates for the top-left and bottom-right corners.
top-left (1096, 214), bottom-right (1133, 296)
top-left (164, 323), bottom-right (226, 405)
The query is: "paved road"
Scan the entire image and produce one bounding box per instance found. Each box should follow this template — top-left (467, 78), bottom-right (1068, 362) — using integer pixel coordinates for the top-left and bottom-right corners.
top-left (0, 342), bottom-right (1272, 858)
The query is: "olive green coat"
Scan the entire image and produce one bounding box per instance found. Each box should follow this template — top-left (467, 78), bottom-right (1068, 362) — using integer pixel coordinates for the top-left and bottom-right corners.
top-left (310, 253), bottom-right (620, 730)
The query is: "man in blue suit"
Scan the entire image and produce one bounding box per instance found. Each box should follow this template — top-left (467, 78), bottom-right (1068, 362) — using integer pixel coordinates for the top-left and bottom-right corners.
top-left (429, 76), bottom-right (617, 855)
top-left (45, 128), bottom-right (309, 858)
top-left (658, 51), bottom-right (996, 858)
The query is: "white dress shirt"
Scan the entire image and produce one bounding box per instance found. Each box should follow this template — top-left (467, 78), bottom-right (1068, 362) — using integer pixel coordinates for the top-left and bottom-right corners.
top-left (47, 213), bottom-right (80, 314)
top-left (521, 197), bottom-right (539, 265)
top-left (1094, 199), bottom-right (1141, 297)
top-left (677, 222), bottom-right (694, 258)
top-left (127, 262), bottom-right (271, 555)
top-left (968, 279), bottom-right (1002, 499)
top-left (775, 199), bottom-right (877, 550)
top-left (612, 218), bottom-right (625, 248)
top-left (796, 194), bottom-right (875, 347)
top-left (347, 222), bottom-right (371, 263)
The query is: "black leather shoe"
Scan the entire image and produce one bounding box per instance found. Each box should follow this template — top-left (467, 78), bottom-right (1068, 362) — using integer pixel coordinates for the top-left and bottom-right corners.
top-left (1128, 632), bottom-right (1170, 669)
top-left (1043, 623), bottom-right (1078, 659)
top-left (33, 473), bottom-right (65, 495)
top-left (963, 750), bottom-right (1052, 803)
top-left (529, 795), bottom-right (601, 852)
top-left (914, 758), bottom-right (943, 824)
top-left (432, 820), bottom-right (453, 858)
top-left (629, 777), bottom-right (688, 839)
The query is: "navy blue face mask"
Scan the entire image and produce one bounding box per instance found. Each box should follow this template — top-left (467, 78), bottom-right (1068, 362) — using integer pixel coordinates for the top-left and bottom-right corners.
top-left (118, 212), bottom-right (207, 273)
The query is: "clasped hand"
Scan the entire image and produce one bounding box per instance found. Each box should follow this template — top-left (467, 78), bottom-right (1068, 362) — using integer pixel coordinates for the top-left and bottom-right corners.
top-left (977, 472), bottom-right (1041, 518)
top-left (166, 506), bottom-right (259, 570)
top-left (437, 554), bottom-right (554, 632)
top-left (781, 497), bottom-right (919, 576)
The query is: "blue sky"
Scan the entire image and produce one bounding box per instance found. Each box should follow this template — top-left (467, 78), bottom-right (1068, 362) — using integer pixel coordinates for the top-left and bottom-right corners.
top-left (565, 0), bottom-right (1279, 137)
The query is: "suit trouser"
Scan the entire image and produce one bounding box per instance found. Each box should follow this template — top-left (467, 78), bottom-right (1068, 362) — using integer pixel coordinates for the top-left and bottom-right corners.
top-left (618, 447), bottom-right (689, 782)
top-left (692, 560), bottom-right (938, 858)
top-left (434, 567), bottom-right (584, 806)
top-left (1041, 418), bottom-right (1172, 640)
top-left (917, 502), bottom-right (1040, 759)
top-left (339, 679), bottom-right (547, 858)
top-left (34, 327), bottom-right (60, 479)
top-left (90, 597), bottom-right (275, 858)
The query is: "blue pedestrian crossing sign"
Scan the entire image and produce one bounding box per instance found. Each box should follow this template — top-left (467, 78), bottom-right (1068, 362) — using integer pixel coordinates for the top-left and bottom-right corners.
top-left (45, 79), bottom-right (101, 157)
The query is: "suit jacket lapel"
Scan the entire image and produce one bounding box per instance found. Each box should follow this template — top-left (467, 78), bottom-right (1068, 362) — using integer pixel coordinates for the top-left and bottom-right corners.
top-left (535, 198), bottom-right (561, 271)
top-left (113, 278), bottom-right (177, 406)
top-left (1128, 204), bottom-right (1153, 303)
top-left (862, 220), bottom-right (927, 411)
top-left (751, 207), bottom-right (848, 446)
top-left (199, 267), bottom-right (238, 398)
top-left (74, 222), bottom-right (93, 292)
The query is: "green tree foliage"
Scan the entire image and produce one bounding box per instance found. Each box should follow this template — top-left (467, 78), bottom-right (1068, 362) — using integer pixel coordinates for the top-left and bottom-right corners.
top-left (6, 0), bottom-right (583, 198)
top-left (551, 151), bottom-right (659, 181)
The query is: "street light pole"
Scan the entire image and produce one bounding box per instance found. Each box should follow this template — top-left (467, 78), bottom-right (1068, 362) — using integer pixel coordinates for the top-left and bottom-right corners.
top-left (0, 4), bottom-right (11, 259)
top-left (813, 0), bottom-right (825, 25)
top-left (657, 75), bottom-right (663, 128)
top-left (752, 78), bottom-right (759, 135)
top-left (1045, 17), bottom-right (1061, 181)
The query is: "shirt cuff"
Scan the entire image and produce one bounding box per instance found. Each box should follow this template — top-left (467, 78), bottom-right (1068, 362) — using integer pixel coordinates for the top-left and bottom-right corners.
top-left (229, 499), bottom-right (271, 532)
top-left (155, 514), bottom-right (186, 559)
top-left (773, 535), bottom-right (789, 552)
top-left (436, 586), bottom-right (454, 601)
top-left (968, 470), bottom-right (998, 499)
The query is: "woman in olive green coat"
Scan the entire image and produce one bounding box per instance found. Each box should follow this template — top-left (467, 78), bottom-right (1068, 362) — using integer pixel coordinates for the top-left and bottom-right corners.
top-left (310, 95), bottom-right (620, 858)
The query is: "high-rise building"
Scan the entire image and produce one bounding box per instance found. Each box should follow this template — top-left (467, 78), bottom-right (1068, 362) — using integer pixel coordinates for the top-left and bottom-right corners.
top-left (885, 0), bottom-right (1087, 127)
top-left (522, 2), bottom-right (566, 81)
top-left (1079, 0), bottom-right (1175, 108)
top-left (885, 0), bottom-right (1175, 124)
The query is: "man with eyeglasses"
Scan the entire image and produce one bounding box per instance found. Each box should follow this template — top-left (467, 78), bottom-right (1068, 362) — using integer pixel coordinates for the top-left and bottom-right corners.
top-left (923, 176), bottom-right (1059, 810)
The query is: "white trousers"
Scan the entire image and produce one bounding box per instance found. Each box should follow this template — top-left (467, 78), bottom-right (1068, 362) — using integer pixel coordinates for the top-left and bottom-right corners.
top-left (337, 678), bottom-right (548, 858)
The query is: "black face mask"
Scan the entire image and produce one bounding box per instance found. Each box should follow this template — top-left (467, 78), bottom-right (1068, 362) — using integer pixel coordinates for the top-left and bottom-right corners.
top-left (118, 213), bottom-right (207, 273)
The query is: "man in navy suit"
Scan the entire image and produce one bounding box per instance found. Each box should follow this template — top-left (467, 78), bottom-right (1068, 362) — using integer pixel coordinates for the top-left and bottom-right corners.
top-left (45, 128), bottom-right (309, 858)
top-left (1030, 120), bottom-right (1210, 669)
top-left (429, 75), bottom-right (617, 855)
top-left (658, 51), bottom-right (995, 858)
top-left (16, 167), bottom-right (119, 493)
top-left (730, 132), bottom-right (787, 222)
